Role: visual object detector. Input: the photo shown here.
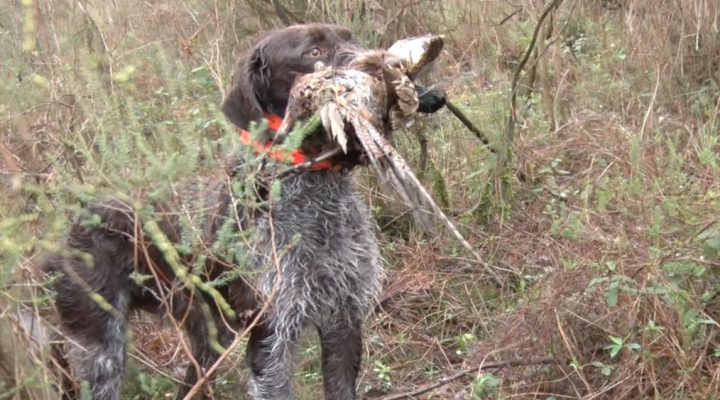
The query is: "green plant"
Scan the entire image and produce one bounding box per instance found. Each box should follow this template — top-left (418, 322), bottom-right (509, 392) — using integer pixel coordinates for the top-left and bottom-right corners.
top-left (455, 333), bottom-right (478, 355)
top-left (604, 335), bottom-right (641, 358)
top-left (698, 226), bottom-right (720, 260)
top-left (470, 373), bottom-right (501, 400)
top-left (128, 372), bottom-right (174, 400)
top-left (587, 269), bottom-right (638, 308)
top-left (590, 361), bottom-right (614, 377)
top-left (298, 345), bottom-right (322, 385)
top-left (372, 360), bottom-right (392, 391)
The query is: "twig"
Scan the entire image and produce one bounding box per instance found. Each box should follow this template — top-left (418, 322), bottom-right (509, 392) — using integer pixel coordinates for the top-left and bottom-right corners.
top-left (379, 357), bottom-right (557, 400)
top-left (506, 0), bottom-right (564, 144)
top-left (180, 224), bottom-right (284, 399)
top-left (445, 100), bottom-right (495, 153)
top-left (270, 0), bottom-right (304, 26)
top-left (494, 0), bottom-right (563, 193)
top-left (686, 219), bottom-right (719, 245)
top-left (181, 168), bottom-right (296, 399)
top-left (492, 7), bottom-right (523, 27)
top-left (639, 64), bottom-right (662, 142)
top-left (555, 310), bottom-right (595, 394)
top-left (128, 352), bottom-right (185, 385)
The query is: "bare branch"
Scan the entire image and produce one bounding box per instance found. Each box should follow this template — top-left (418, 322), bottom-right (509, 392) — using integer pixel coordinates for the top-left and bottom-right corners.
top-left (507, 0), bottom-right (564, 143)
top-left (445, 101), bottom-right (495, 153)
top-left (380, 357), bottom-right (557, 400)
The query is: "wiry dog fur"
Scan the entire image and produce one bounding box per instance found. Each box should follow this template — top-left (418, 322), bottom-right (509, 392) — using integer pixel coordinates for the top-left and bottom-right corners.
top-left (45, 24), bottom-right (381, 400)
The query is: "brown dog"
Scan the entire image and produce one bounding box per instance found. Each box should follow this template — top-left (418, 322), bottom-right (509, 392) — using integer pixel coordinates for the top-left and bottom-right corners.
top-left (46, 24), bottom-right (375, 400)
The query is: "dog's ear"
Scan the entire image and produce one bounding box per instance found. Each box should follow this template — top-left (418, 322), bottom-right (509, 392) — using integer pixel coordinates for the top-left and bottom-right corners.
top-left (221, 45), bottom-right (270, 129)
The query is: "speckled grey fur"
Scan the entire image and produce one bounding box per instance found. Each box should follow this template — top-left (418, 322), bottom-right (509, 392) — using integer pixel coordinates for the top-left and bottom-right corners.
top-left (249, 170), bottom-right (382, 399)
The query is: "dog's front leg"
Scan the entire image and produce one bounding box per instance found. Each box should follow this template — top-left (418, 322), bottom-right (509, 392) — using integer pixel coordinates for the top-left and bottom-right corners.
top-left (318, 316), bottom-right (363, 400)
top-left (246, 321), bottom-right (298, 400)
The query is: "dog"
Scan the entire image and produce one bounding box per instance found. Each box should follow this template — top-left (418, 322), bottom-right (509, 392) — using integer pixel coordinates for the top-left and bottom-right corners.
top-left (44, 23), bottom-right (381, 400)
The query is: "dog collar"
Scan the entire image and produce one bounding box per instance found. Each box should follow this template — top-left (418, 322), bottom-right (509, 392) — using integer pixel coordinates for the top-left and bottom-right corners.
top-left (239, 113), bottom-right (334, 170)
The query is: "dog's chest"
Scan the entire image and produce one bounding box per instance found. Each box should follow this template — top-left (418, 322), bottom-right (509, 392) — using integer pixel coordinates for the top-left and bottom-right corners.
top-left (252, 171), bottom-right (382, 313)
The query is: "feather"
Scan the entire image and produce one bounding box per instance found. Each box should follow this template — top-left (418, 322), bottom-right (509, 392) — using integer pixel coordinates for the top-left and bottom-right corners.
top-left (348, 112), bottom-right (483, 257)
top-left (321, 103), bottom-right (348, 153)
top-left (387, 34), bottom-right (445, 79)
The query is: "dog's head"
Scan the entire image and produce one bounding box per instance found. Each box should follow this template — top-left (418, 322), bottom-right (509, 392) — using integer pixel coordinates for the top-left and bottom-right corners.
top-left (221, 24), bottom-right (361, 129)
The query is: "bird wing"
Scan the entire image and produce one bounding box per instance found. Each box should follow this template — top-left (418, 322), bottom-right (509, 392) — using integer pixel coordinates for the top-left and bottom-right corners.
top-left (387, 34), bottom-right (445, 79)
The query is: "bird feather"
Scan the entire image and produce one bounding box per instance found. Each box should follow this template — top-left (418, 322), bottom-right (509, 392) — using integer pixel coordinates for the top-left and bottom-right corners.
top-left (321, 103), bottom-right (348, 153)
top-left (387, 34), bottom-right (445, 79)
top-left (348, 112), bottom-right (487, 261)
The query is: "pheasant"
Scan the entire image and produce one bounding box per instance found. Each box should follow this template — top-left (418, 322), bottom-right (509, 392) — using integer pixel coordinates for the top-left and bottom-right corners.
top-left (275, 34), bottom-right (445, 166)
top-left (276, 51), bottom-right (417, 154)
top-left (270, 35), bottom-right (493, 271)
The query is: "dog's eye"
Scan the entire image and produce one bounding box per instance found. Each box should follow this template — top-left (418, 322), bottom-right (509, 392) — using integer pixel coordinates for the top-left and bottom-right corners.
top-left (309, 47), bottom-right (323, 58)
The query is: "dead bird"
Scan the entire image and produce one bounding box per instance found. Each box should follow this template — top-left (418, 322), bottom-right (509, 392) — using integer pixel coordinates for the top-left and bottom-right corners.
top-left (272, 35), bottom-right (493, 274)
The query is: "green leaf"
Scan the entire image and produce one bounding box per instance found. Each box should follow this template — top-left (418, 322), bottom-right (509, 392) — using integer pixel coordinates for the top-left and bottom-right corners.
top-left (80, 381), bottom-right (92, 400)
top-left (605, 336), bottom-right (624, 358)
top-left (570, 356), bottom-right (580, 370)
top-left (605, 261), bottom-right (617, 272)
top-left (592, 361), bottom-right (614, 377)
top-left (605, 344), bottom-right (621, 358)
top-left (605, 286), bottom-right (619, 307)
top-left (474, 373), bottom-right (501, 390)
top-left (645, 320), bottom-right (664, 333)
top-left (662, 262), bottom-right (705, 278)
top-left (625, 342), bottom-right (641, 351)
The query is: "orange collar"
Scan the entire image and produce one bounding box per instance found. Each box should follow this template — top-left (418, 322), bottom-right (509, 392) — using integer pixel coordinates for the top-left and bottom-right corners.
top-left (239, 113), bottom-right (333, 171)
